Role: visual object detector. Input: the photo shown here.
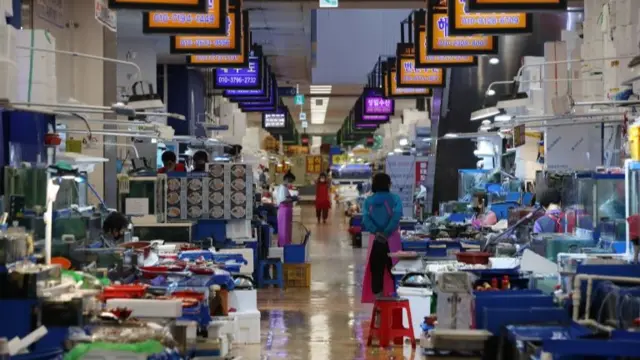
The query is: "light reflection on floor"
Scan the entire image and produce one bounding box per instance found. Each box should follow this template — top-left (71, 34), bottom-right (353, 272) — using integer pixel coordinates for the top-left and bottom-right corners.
top-left (234, 205), bottom-right (423, 360)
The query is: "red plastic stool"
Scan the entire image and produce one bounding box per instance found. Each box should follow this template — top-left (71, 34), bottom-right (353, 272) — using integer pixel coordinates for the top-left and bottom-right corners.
top-left (367, 297), bottom-right (416, 348)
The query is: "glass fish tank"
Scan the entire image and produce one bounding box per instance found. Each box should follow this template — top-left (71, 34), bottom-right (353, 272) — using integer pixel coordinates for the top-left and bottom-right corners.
top-left (4, 166), bottom-right (84, 210)
top-left (626, 161), bottom-right (640, 256)
top-left (457, 169), bottom-right (489, 201)
top-left (117, 175), bottom-right (167, 222)
top-left (574, 172), bottom-right (626, 252)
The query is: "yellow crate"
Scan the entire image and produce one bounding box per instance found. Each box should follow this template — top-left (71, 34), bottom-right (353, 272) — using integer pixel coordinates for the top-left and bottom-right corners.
top-left (283, 263), bottom-right (311, 288)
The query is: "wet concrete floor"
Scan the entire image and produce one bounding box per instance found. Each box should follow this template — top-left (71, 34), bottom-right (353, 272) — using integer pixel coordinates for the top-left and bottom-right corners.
top-left (236, 205), bottom-right (423, 360)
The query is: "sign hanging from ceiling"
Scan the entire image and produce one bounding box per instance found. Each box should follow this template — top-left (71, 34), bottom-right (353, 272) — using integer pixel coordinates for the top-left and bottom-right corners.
top-left (466, 0), bottom-right (568, 12)
top-left (383, 60), bottom-right (431, 99)
top-left (225, 67), bottom-right (271, 98)
top-left (185, 11), bottom-right (250, 67)
top-left (108, 0), bottom-right (209, 11)
top-left (426, 7), bottom-right (499, 55)
top-left (412, 10), bottom-right (477, 68)
top-left (448, 0), bottom-right (532, 35)
top-left (170, 7), bottom-right (239, 53)
top-left (263, 111), bottom-right (286, 129)
top-left (213, 56), bottom-right (262, 89)
top-left (363, 97), bottom-right (394, 115)
top-left (396, 44), bottom-right (445, 88)
top-left (142, 0), bottom-right (227, 35)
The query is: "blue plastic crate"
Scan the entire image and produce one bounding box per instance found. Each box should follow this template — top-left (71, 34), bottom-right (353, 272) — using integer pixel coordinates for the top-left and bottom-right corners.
top-left (401, 240), bottom-right (429, 252)
top-left (284, 227), bottom-right (310, 264)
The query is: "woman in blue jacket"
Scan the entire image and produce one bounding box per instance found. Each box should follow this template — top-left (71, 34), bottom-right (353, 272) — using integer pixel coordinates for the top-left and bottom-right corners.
top-left (361, 173), bottom-right (403, 303)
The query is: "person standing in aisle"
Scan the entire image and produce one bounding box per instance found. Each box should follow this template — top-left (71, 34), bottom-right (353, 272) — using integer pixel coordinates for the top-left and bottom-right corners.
top-left (361, 173), bottom-right (403, 302)
top-left (315, 173), bottom-right (331, 224)
top-left (275, 171), bottom-right (296, 246)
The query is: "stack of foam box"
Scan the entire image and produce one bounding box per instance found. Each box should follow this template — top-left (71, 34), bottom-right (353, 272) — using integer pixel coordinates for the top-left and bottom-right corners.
top-left (581, 0), bottom-right (606, 101)
top-left (542, 41), bottom-right (569, 114)
top-left (16, 29), bottom-right (57, 105)
top-left (0, 20), bottom-right (17, 104)
top-left (229, 310), bottom-right (260, 344)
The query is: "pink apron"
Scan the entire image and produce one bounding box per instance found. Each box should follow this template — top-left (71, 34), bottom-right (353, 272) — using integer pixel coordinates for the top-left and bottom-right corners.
top-left (361, 201), bottom-right (401, 304)
top-left (277, 203), bottom-right (293, 247)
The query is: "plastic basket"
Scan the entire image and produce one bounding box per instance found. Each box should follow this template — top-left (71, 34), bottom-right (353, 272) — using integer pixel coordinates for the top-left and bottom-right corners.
top-left (283, 263), bottom-right (311, 288)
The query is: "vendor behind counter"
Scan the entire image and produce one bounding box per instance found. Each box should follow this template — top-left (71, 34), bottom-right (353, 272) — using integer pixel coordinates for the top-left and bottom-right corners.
top-left (533, 188), bottom-right (565, 233)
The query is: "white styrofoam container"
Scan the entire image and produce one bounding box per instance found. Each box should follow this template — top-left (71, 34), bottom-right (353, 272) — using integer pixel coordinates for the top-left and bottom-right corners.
top-left (105, 299), bottom-right (183, 318)
top-left (228, 289), bottom-right (257, 313)
top-left (226, 220), bottom-right (252, 239)
top-left (229, 310), bottom-right (260, 344)
top-left (268, 246), bottom-right (284, 261)
top-left (4, 0), bottom-right (13, 18)
top-left (0, 59), bottom-right (17, 103)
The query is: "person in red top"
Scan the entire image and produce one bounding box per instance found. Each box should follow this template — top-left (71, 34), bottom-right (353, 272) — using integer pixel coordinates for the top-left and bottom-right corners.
top-left (158, 151), bottom-right (186, 173)
top-left (315, 173), bottom-right (331, 224)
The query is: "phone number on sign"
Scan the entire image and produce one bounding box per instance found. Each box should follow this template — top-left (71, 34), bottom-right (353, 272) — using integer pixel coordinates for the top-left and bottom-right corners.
top-left (461, 16), bottom-right (521, 26)
top-left (402, 75), bottom-right (440, 82)
top-left (437, 38), bottom-right (488, 47)
top-left (154, 13), bottom-right (216, 24)
top-left (217, 76), bottom-right (257, 85)
top-left (180, 38), bottom-right (230, 47)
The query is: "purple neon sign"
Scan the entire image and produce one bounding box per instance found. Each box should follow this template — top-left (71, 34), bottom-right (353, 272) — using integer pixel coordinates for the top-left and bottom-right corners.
top-left (364, 96), bottom-right (394, 115)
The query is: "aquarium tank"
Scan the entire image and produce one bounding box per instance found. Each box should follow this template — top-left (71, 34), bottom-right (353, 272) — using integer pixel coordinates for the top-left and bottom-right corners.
top-left (4, 166), bottom-right (83, 210)
top-left (575, 173), bottom-right (626, 249)
top-left (458, 169), bottom-right (489, 201)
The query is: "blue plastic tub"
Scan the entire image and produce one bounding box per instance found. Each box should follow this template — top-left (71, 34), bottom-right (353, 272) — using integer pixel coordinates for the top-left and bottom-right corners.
top-left (401, 240), bottom-right (429, 252)
top-left (284, 231), bottom-right (310, 264)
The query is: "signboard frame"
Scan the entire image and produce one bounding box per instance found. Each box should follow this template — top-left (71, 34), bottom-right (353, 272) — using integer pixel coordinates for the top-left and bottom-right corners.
top-left (142, 0), bottom-right (228, 35)
top-left (212, 55), bottom-right (264, 90)
top-left (396, 43), bottom-right (446, 88)
top-left (185, 11), bottom-right (250, 68)
top-left (383, 60), bottom-right (432, 99)
top-left (412, 10), bottom-right (478, 68)
top-left (170, 5), bottom-right (241, 54)
top-left (448, 0), bottom-right (532, 36)
top-left (426, 6), bottom-right (499, 56)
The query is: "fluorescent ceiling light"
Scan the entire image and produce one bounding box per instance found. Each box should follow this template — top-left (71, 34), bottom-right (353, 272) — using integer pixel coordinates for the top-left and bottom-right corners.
top-left (494, 114), bottom-right (513, 122)
top-left (310, 85), bottom-right (331, 125)
top-left (486, 89), bottom-right (496, 96)
top-left (489, 57), bottom-right (500, 65)
top-left (471, 107), bottom-right (501, 121)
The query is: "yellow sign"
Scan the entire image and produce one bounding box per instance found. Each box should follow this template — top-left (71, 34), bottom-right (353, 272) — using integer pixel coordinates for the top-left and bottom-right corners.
top-left (450, 0), bottom-right (530, 35)
top-left (385, 70), bottom-right (431, 98)
top-left (398, 58), bottom-right (444, 87)
top-left (172, 11), bottom-right (236, 51)
top-left (428, 10), bottom-right (497, 54)
top-left (108, 0), bottom-right (207, 11)
top-left (306, 156), bottom-right (323, 174)
top-left (185, 10), bottom-right (248, 67)
top-left (414, 12), bottom-right (477, 67)
top-left (144, 0), bottom-right (226, 34)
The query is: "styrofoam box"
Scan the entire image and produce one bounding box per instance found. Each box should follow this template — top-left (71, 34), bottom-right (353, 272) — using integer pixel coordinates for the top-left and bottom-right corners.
top-left (228, 289), bottom-right (257, 313)
top-left (226, 220), bottom-right (252, 239)
top-left (268, 246), bottom-right (284, 261)
top-left (106, 299), bottom-right (182, 318)
top-left (0, 24), bottom-right (16, 61)
top-left (0, 59), bottom-right (17, 102)
top-left (4, 0), bottom-right (12, 18)
top-left (229, 310), bottom-right (260, 344)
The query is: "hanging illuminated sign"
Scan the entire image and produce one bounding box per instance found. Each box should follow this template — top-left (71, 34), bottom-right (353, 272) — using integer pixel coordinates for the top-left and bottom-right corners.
top-left (427, 7), bottom-right (498, 55)
top-left (108, 0), bottom-right (208, 11)
top-left (142, 0), bottom-right (227, 35)
top-left (225, 66), bottom-right (271, 99)
top-left (412, 10), bottom-right (477, 68)
top-left (170, 10), bottom-right (238, 53)
top-left (383, 60), bottom-right (431, 99)
top-left (185, 11), bottom-right (250, 67)
top-left (213, 56), bottom-right (262, 89)
top-left (466, 0), bottom-right (568, 12)
top-left (263, 111), bottom-right (286, 129)
top-left (396, 44), bottom-right (445, 88)
top-left (448, 0), bottom-right (532, 35)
